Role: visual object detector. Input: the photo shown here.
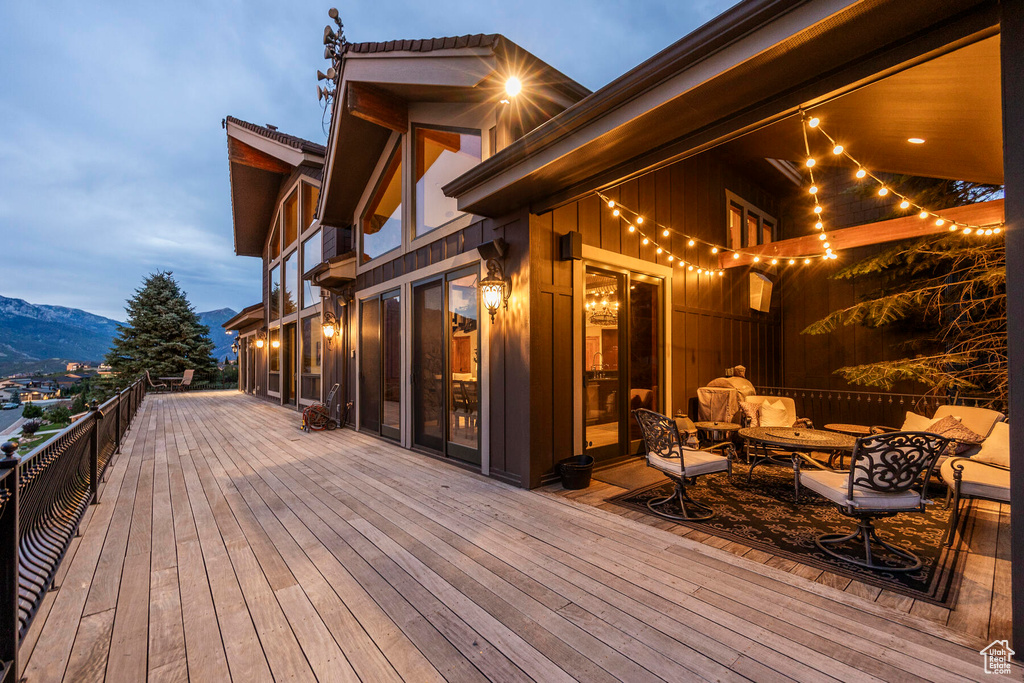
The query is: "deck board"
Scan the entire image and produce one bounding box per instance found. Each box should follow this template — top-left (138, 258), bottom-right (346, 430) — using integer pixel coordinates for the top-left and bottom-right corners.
top-left (18, 391), bottom-right (1013, 682)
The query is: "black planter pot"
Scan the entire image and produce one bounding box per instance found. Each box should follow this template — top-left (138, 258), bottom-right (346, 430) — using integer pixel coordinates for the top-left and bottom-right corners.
top-left (558, 454), bottom-right (595, 490)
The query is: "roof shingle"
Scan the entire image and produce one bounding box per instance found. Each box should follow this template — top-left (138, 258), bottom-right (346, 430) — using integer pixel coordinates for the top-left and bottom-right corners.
top-left (225, 116), bottom-right (326, 156)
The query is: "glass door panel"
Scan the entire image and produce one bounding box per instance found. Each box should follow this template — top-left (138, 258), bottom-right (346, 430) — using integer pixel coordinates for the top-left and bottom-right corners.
top-left (283, 322), bottom-right (297, 406)
top-left (360, 298), bottom-right (381, 432)
top-left (628, 277), bottom-right (660, 447)
top-left (413, 279), bottom-right (445, 452)
top-left (583, 268), bottom-right (625, 462)
top-left (447, 270), bottom-right (480, 464)
top-left (381, 292), bottom-right (401, 440)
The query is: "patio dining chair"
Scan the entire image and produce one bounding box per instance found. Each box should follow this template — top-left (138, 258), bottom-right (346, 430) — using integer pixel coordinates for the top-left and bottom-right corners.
top-left (145, 370), bottom-right (167, 390)
top-left (632, 408), bottom-right (733, 521)
top-left (175, 369), bottom-right (195, 392)
top-left (798, 431), bottom-right (950, 572)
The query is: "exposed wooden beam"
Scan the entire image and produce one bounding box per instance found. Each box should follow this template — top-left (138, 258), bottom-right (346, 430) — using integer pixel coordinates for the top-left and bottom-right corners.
top-left (227, 137), bottom-right (293, 175)
top-left (721, 199), bottom-right (1004, 268)
top-left (346, 83), bottom-right (408, 134)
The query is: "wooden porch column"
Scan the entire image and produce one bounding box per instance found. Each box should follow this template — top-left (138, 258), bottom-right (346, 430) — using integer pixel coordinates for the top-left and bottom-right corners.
top-left (1002, 0), bottom-right (1024, 657)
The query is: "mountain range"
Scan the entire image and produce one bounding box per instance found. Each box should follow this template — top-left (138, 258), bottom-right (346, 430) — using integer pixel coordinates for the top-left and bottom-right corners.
top-left (0, 295), bottom-right (237, 376)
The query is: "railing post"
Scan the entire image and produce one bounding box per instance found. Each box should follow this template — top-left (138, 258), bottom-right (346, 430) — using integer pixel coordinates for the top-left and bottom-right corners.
top-left (89, 401), bottom-right (100, 505)
top-left (114, 388), bottom-right (122, 454)
top-left (0, 442), bottom-right (20, 683)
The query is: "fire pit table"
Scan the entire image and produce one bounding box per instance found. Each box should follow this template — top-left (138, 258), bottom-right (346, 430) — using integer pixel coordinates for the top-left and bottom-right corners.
top-left (739, 426), bottom-right (856, 503)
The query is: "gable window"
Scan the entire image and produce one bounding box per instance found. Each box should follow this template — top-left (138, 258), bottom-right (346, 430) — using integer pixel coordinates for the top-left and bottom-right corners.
top-left (414, 126), bottom-right (481, 237)
top-left (284, 190), bottom-right (299, 247)
top-left (362, 145), bottom-right (402, 262)
top-left (269, 265), bottom-right (281, 320)
top-left (302, 230), bottom-right (321, 308)
top-left (302, 183), bottom-right (319, 230)
top-left (283, 250), bottom-right (298, 315)
top-left (270, 217), bottom-right (281, 260)
top-left (726, 191), bottom-right (776, 249)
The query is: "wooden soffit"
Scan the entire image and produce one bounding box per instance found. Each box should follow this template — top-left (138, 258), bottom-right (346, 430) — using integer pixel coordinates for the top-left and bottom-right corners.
top-left (346, 82), bottom-right (409, 133)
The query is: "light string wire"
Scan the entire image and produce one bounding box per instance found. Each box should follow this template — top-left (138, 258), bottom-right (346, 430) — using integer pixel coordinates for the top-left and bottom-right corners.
top-left (801, 112), bottom-right (1005, 246)
top-left (594, 191), bottom-right (827, 271)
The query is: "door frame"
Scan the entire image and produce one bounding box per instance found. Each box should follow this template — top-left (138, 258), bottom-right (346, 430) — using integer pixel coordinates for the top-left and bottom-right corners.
top-left (574, 245), bottom-right (673, 458)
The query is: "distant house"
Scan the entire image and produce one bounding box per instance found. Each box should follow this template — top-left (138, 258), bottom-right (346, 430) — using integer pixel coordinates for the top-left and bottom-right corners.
top-left (66, 362), bottom-right (89, 372)
top-left (96, 364), bottom-right (112, 376)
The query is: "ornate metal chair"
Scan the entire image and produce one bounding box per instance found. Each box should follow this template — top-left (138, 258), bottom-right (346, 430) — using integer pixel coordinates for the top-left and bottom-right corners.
top-left (798, 431), bottom-right (950, 572)
top-left (632, 408), bottom-right (733, 521)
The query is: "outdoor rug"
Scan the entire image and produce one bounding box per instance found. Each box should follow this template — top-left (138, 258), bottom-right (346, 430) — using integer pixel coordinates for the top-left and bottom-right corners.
top-left (592, 459), bottom-right (668, 490)
top-left (608, 461), bottom-right (971, 606)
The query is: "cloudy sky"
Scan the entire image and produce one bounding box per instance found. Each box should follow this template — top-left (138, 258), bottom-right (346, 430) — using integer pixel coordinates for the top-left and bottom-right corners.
top-left (1, 0), bottom-right (739, 320)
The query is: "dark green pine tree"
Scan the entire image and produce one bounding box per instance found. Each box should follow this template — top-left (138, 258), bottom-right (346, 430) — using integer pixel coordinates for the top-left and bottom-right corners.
top-left (106, 272), bottom-right (218, 381)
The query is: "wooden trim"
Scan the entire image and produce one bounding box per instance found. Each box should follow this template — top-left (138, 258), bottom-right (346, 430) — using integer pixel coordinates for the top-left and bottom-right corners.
top-left (227, 137), bottom-right (294, 174)
top-left (347, 82), bottom-right (409, 134)
top-left (721, 199), bottom-right (1005, 268)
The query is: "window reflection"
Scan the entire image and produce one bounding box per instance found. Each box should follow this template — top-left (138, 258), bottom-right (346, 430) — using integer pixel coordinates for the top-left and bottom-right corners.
top-left (270, 217), bottom-right (281, 260)
top-left (362, 146), bottom-right (402, 261)
top-left (301, 315), bottom-right (321, 401)
top-left (283, 252), bottom-right (297, 315)
top-left (302, 183), bottom-right (319, 230)
top-left (415, 127), bottom-right (481, 237)
top-left (448, 271), bottom-right (478, 454)
top-left (382, 293), bottom-right (401, 436)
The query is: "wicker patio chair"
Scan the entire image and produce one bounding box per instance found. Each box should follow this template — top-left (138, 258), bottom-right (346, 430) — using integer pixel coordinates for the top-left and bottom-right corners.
top-left (632, 408), bottom-right (733, 521)
top-left (798, 431), bottom-right (950, 572)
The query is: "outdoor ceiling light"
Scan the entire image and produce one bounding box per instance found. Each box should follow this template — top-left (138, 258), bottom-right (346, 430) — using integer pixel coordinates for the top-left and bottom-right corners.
top-left (504, 76), bottom-right (522, 98)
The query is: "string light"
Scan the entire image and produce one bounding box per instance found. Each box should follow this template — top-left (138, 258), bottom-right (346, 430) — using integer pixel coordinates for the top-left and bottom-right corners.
top-left (802, 113), bottom-right (1004, 237)
top-left (595, 190), bottom-right (832, 272)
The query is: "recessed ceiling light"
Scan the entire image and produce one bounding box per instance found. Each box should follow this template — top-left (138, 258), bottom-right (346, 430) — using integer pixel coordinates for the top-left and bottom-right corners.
top-left (907, 137), bottom-right (926, 144)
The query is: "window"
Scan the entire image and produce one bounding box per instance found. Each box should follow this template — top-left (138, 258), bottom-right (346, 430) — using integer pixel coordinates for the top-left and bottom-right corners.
top-left (270, 217), bottom-right (281, 259)
top-left (362, 146), bottom-right (402, 262)
top-left (268, 327), bottom-right (280, 393)
top-left (726, 191), bottom-right (776, 249)
top-left (414, 126), bottom-right (481, 237)
top-left (301, 315), bottom-right (321, 401)
top-left (269, 265), bottom-right (281, 320)
top-left (302, 230), bottom-right (321, 309)
top-left (284, 190), bottom-right (298, 247)
top-left (359, 291), bottom-right (401, 441)
top-left (302, 183), bottom-right (319, 231)
top-left (283, 251), bottom-right (298, 315)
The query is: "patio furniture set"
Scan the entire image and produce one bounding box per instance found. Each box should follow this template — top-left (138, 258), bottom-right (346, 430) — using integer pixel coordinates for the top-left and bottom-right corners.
top-left (633, 396), bottom-right (1010, 573)
top-left (145, 369), bottom-right (195, 392)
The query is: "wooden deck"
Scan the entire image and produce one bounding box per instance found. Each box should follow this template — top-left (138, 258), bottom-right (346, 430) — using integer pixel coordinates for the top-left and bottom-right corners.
top-left (18, 391), bottom-right (1010, 682)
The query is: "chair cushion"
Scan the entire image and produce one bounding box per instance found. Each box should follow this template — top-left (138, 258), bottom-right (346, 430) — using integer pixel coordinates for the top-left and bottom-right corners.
top-left (799, 470), bottom-right (922, 510)
top-left (972, 421), bottom-right (1010, 467)
top-left (759, 399), bottom-right (791, 428)
top-left (941, 458), bottom-right (1010, 501)
top-left (648, 449), bottom-right (729, 477)
top-left (925, 415), bottom-right (983, 454)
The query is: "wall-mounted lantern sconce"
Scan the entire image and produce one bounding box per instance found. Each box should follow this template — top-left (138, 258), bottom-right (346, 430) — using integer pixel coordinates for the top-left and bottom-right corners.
top-left (478, 238), bottom-right (511, 323)
top-left (254, 330), bottom-right (267, 349)
top-left (322, 310), bottom-right (341, 345)
top-left (231, 339), bottom-right (239, 355)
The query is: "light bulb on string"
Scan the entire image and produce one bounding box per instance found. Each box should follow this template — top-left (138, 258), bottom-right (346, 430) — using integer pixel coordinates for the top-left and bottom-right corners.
top-left (809, 185), bottom-right (818, 195)
top-left (732, 253), bottom-right (740, 260)
top-left (636, 217), bottom-right (643, 224)
top-left (711, 247), bottom-right (718, 254)
top-left (963, 228), bottom-right (972, 235)
top-left (771, 259), bottom-right (778, 265)
top-left (813, 206), bottom-right (822, 214)
top-left (628, 225), bottom-right (635, 233)
top-left (641, 237), bottom-right (649, 245)
top-left (855, 168), bottom-right (866, 179)
top-left (656, 247), bottom-right (663, 254)
top-left (808, 117), bottom-right (820, 127)
top-left (753, 256), bottom-right (760, 263)
top-left (688, 239), bottom-right (695, 247)
top-left (935, 219), bottom-right (945, 226)
top-left (662, 229), bottom-right (669, 237)
top-left (788, 259), bottom-right (796, 265)
top-left (818, 233), bottom-right (827, 241)
top-left (900, 200), bottom-right (910, 209)
top-left (919, 211), bottom-right (929, 219)
top-left (832, 144), bottom-right (844, 155)
top-left (612, 209), bottom-right (620, 217)
top-left (878, 187), bottom-right (888, 197)
top-left (815, 221), bottom-right (823, 230)
top-left (804, 258), bottom-right (811, 265)
top-left (607, 200), bottom-right (615, 208)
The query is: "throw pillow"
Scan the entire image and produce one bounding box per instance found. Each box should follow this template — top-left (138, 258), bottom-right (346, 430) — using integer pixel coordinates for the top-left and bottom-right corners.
top-left (759, 399), bottom-right (791, 427)
top-left (926, 415), bottom-right (984, 454)
top-left (972, 421), bottom-right (1010, 467)
top-left (739, 401), bottom-right (760, 428)
top-left (900, 411), bottom-right (934, 432)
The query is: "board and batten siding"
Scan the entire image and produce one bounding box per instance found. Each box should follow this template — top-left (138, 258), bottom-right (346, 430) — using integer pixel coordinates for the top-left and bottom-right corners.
top-left (527, 152), bottom-right (784, 487)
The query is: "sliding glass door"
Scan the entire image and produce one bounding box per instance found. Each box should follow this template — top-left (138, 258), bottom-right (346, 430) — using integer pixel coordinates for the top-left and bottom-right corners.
top-left (413, 267), bottom-right (480, 465)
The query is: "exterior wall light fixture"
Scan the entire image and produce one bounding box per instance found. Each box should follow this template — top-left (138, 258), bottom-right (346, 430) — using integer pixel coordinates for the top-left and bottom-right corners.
top-left (322, 311), bottom-right (341, 345)
top-left (254, 330), bottom-right (267, 349)
top-left (478, 238), bottom-right (511, 323)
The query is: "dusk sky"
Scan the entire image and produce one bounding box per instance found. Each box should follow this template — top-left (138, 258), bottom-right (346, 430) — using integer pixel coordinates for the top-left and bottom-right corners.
top-left (1, 0), bottom-right (739, 321)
